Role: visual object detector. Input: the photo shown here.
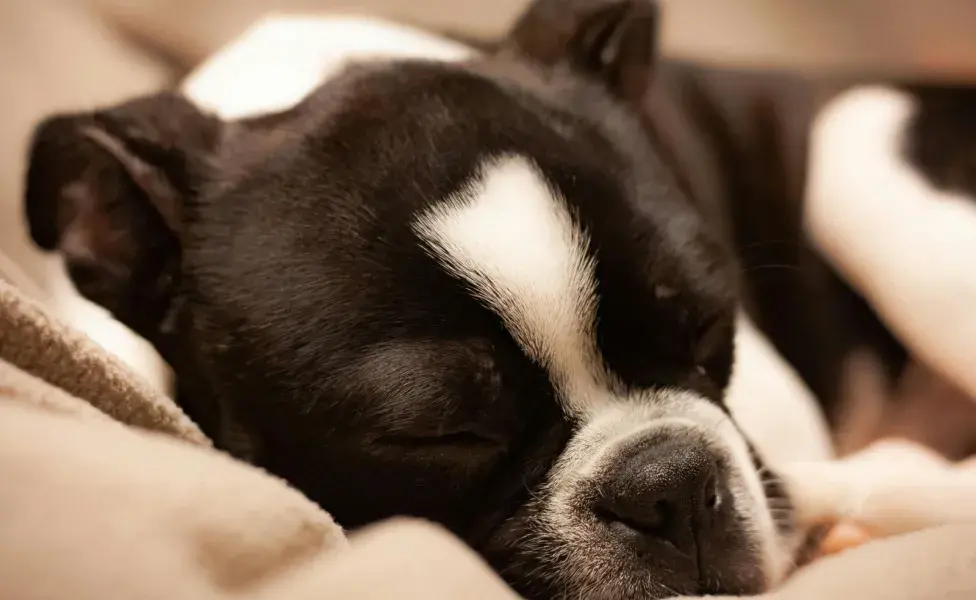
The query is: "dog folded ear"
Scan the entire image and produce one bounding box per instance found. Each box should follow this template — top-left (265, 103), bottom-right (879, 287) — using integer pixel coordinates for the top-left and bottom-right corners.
top-left (505, 0), bottom-right (659, 107)
top-left (24, 92), bottom-right (222, 340)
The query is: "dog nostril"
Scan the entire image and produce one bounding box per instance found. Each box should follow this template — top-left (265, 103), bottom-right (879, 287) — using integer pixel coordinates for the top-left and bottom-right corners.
top-left (704, 474), bottom-right (720, 511)
top-left (649, 499), bottom-right (669, 528)
top-left (596, 498), bottom-right (670, 538)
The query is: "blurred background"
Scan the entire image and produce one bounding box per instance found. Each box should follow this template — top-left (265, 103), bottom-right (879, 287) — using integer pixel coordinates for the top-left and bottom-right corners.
top-left (3, 0), bottom-right (976, 388)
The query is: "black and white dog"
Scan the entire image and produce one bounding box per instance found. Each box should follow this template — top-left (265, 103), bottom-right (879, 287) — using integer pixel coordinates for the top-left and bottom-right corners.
top-left (20, 0), bottom-right (976, 598)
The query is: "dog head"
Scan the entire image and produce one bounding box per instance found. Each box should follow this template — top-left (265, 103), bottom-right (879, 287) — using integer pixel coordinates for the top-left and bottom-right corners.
top-left (24, 1), bottom-right (800, 597)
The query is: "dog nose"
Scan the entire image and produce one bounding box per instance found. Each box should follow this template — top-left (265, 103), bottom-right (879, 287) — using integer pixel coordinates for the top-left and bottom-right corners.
top-left (595, 437), bottom-right (720, 555)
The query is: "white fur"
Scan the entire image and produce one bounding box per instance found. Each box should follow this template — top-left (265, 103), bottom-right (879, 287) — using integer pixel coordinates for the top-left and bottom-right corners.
top-left (806, 86), bottom-right (976, 401)
top-left (726, 312), bottom-right (833, 466)
top-left (414, 155), bottom-right (792, 585)
top-left (413, 156), bottom-right (606, 414)
top-left (182, 15), bottom-right (474, 120)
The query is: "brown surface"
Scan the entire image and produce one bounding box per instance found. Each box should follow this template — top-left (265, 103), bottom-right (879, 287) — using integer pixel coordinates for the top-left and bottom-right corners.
top-left (85, 0), bottom-right (976, 82)
top-left (663, 0), bottom-right (976, 82)
top-left (836, 353), bottom-right (976, 460)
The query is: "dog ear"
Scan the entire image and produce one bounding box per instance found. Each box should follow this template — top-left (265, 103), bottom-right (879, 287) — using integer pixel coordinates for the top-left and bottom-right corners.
top-left (24, 92), bottom-right (222, 341)
top-left (505, 0), bottom-right (659, 107)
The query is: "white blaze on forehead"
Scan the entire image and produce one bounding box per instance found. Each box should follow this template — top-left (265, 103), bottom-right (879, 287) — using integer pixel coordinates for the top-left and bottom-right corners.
top-left (413, 156), bottom-right (608, 414)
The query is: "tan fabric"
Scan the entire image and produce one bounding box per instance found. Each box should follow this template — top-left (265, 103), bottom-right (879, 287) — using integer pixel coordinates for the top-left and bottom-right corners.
top-left (695, 525), bottom-right (976, 600)
top-left (254, 519), bottom-right (521, 600)
top-left (0, 279), bottom-right (207, 445)
top-left (772, 524), bottom-right (976, 600)
top-left (0, 400), bottom-right (347, 600)
top-left (0, 356), bottom-right (118, 424)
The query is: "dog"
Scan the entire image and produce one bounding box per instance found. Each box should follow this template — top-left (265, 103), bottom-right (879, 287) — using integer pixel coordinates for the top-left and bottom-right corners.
top-left (20, 0), bottom-right (976, 598)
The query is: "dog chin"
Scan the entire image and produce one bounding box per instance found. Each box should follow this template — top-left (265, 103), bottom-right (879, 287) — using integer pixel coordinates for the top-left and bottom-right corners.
top-left (488, 512), bottom-right (789, 600)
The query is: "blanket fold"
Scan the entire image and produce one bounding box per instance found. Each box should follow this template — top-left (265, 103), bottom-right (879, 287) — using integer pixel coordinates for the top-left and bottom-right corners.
top-left (0, 279), bottom-right (208, 445)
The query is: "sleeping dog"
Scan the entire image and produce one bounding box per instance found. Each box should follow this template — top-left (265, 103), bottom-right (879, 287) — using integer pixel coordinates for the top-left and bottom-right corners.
top-left (20, 0), bottom-right (975, 597)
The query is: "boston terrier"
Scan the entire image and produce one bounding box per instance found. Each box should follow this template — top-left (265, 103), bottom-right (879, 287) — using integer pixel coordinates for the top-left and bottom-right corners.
top-left (20, 0), bottom-right (976, 597)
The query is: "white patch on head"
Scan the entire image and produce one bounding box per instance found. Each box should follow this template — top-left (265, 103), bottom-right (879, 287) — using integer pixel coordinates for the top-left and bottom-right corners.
top-left (415, 155), bottom-right (794, 586)
top-left (413, 155), bottom-right (610, 416)
top-left (182, 15), bottom-right (475, 120)
top-left (806, 85), bottom-right (976, 400)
